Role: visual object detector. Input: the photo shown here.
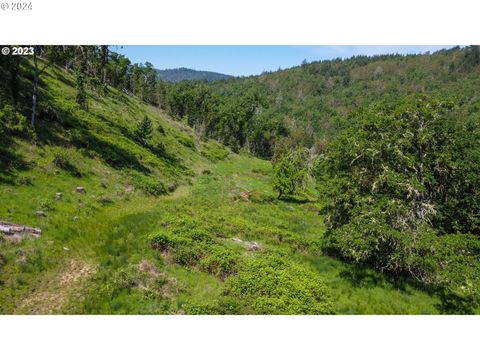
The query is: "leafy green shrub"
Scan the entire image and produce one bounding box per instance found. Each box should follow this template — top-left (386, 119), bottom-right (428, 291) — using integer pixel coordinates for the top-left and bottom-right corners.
top-left (0, 104), bottom-right (27, 134)
top-left (150, 231), bottom-right (182, 251)
top-left (128, 171), bottom-right (167, 196)
top-left (161, 216), bottom-right (215, 243)
top-left (272, 148), bottom-right (308, 199)
top-left (175, 132), bottom-right (195, 149)
top-left (149, 226), bottom-right (238, 278)
top-left (199, 245), bottom-right (240, 278)
top-left (172, 245), bottom-right (201, 266)
top-left (186, 228), bottom-right (213, 243)
top-left (201, 141), bottom-right (229, 162)
top-left (220, 252), bottom-right (334, 314)
top-left (149, 230), bottom-right (203, 266)
top-left (182, 302), bottom-right (219, 315)
top-left (38, 198), bottom-right (54, 211)
top-left (160, 215), bottom-right (199, 231)
top-left (140, 178), bottom-right (167, 196)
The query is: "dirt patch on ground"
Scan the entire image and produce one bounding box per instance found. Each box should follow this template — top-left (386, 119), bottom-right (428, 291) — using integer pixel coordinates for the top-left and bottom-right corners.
top-left (16, 259), bottom-right (96, 314)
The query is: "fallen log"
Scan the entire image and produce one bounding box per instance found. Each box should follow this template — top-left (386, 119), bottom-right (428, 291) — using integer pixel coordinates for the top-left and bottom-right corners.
top-left (0, 225), bottom-right (13, 235)
top-left (0, 221), bottom-right (42, 236)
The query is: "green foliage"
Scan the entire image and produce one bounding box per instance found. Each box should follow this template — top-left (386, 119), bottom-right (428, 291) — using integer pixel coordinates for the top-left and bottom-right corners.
top-left (221, 252), bottom-right (334, 314)
top-left (461, 45), bottom-right (480, 70)
top-left (406, 232), bottom-right (480, 313)
top-left (52, 148), bottom-right (82, 177)
top-left (2, 46), bottom-right (479, 315)
top-left (75, 51), bottom-right (88, 109)
top-left (319, 95), bottom-right (480, 311)
top-left (149, 219), bottom-right (240, 279)
top-left (149, 231), bottom-right (180, 251)
top-left (201, 141), bottom-right (229, 162)
top-left (128, 171), bottom-right (167, 196)
top-left (38, 198), bottom-right (54, 211)
top-left (134, 115), bottom-right (153, 146)
top-left (0, 104), bottom-right (27, 134)
top-left (174, 132), bottom-right (195, 149)
top-left (199, 245), bottom-right (239, 279)
top-left (272, 148), bottom-right (308, 199)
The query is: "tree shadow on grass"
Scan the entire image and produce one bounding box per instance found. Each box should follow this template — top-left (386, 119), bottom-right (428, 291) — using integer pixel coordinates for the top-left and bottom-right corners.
top-left (338, 265), bottom-right (392, 290)
top-left (32, 102), bottom-right (151, 175)
top-left (278, 195), bottom-right (313, 204)
top-left (336, 257), bottom-right (478, 314)
top-left (436, 291), bottom-right (478, 315)
top-left (70, 128), bottom-right (151, 174)
top-left (92, 113), bottom-right (187, 171)
top-left (0, 137), bottom-right (30, 185)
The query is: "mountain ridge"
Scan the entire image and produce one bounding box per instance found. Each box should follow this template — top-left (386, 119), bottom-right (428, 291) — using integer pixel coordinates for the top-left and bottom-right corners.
top-left (156, 67), bottom-right (232, 82)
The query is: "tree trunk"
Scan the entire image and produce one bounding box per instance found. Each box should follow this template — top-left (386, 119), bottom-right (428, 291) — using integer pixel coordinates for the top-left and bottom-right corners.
top-left (31, 47), bottom-right (39, 128)
top-left (101, 45), bottom-right (108, 83)
top-left (414, 117), bottom-right (426, 220)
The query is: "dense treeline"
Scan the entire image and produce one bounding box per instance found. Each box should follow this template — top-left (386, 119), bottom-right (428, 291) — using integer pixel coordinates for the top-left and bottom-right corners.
top-left (202, 46), bottom-right (480, 153)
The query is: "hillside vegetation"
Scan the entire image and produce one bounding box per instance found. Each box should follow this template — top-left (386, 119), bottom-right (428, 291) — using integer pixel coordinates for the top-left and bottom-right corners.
top-left (0, 46), bottom-right (479, 314)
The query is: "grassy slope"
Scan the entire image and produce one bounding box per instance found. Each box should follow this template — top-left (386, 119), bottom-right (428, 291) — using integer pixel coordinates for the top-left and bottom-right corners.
top-left (0, 62), bottom-right (448, 314)
top-left (0, 61), bottom-right (214, 312)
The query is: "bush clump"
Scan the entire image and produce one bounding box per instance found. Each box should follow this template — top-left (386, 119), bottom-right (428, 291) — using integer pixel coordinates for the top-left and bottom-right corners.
top-left (220, 252), bottom-right (334, 314)
top-left (149, 226), bottom-right (240, 279)
top-left (272, 148), bottom-right (308, 199)
top-left (175, 132), bottom-right (196, 149)
top-left (199, 245), bottom-right (240, 279)
top-left (150, 230), bottom-right (203, 267)
top-left (128, 171), bottom-right (167, 196)
top-left (0, 104), bottom-right (27, 134)
top-left (201, 141), bottom-right (229, 162)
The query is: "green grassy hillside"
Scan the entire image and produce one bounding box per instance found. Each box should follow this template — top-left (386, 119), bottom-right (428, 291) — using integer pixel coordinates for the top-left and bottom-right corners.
top-left (1, 58), bottom-right (466, 314)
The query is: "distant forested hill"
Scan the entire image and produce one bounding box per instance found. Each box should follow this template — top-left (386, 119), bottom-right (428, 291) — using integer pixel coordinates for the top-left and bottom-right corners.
top-left (162, 46), bottom-right (480, 157)
top-left (156, 67), bottom-right (232, 82)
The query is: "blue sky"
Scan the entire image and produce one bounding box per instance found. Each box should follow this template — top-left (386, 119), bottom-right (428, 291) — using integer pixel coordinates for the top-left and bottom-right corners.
top-left (113, 45), bottom-right (455, 77)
